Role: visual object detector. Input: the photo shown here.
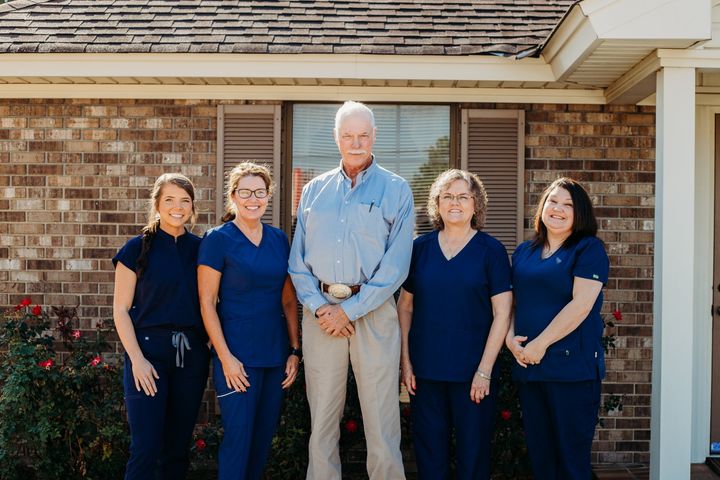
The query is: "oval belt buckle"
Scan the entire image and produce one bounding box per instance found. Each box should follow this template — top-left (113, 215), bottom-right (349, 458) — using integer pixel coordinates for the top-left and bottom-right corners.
top-left (327, 283), bottom-right (352, 299)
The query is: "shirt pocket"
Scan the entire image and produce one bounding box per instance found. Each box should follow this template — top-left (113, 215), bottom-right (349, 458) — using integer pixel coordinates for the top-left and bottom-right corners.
top-left (352, 201), bottom-right (389, 244)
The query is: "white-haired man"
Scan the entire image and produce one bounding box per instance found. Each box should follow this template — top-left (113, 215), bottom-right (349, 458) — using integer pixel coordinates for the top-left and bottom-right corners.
top-left (289, 101), bottom-right (414, 480)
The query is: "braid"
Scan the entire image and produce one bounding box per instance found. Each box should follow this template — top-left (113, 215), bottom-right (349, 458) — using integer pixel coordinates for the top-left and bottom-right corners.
top-left (136, 219), bottom-right (160, 279)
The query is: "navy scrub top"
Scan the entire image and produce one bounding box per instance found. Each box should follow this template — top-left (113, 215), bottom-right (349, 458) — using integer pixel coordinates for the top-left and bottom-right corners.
top-left (511, 235), bottom-right (610, 383)
top-left (112, 228), bottom-right (203, 331)
top-left (403, 230), bottom-right (512, 382)
top-left (197, 222), bottom-right (290, 368)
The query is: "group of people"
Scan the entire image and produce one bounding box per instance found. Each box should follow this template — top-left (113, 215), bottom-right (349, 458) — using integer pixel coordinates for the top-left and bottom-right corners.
top-left (113, 101), bottom-right (609, 480)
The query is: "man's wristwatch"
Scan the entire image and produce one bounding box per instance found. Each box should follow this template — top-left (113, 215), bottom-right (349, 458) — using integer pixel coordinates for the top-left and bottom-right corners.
top-left (288, 347), bottom-right (303, 360)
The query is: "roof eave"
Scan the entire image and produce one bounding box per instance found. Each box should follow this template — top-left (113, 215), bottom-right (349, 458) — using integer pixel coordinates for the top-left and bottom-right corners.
top-left (542, 0), bottom-right (711, 103)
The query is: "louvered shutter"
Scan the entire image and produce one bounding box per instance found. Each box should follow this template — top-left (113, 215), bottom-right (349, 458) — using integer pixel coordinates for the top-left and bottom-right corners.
top-left (461, 109), bottom-right (524, 251)
top-left (217, 105), bottom-right (281, 226)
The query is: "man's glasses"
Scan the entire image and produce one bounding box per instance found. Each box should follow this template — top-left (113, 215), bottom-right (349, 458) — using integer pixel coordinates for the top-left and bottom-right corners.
top-left (235, 188), bottom-right (269, 199)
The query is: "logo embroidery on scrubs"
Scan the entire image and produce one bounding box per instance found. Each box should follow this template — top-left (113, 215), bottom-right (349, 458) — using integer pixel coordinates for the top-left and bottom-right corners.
top-left (592, 274), bottom-right (599, 279)
top-left (555, 257), bottom-right (562, 264)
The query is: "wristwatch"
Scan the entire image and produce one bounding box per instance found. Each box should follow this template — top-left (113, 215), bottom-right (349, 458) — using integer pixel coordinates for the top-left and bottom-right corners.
top-left (288, 346), bottom-right (303, 360)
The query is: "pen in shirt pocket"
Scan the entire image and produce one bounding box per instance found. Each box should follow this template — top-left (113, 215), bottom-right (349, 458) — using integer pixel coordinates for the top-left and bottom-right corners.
top-left (369, 201), bottom-right (375, 212)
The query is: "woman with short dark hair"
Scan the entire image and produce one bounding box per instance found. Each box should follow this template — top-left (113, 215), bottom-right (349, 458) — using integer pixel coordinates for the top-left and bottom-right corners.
top-left (507, 177), bottom-right (609, 479)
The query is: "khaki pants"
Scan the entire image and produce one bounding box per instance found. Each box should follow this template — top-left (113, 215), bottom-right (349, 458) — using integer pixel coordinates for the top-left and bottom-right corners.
top-left (303, 296), bottom-right (405, 480)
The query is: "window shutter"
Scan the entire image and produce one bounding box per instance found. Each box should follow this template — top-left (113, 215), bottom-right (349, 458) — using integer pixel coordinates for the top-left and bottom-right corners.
top-left (461, 109), bottom-right (524, 251)
top-left (217, 105), bottom-right (281, 226)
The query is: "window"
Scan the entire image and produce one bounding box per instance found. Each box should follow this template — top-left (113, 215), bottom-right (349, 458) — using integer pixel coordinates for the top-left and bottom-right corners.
top-left (216, 103), bottom-right (523, 250)
top-left (290, 104), bottom-right (451, 235)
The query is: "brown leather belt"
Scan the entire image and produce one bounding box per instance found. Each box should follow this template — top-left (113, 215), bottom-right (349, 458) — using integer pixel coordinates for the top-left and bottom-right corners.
top-left (320, 282), bottom-right (361, 299)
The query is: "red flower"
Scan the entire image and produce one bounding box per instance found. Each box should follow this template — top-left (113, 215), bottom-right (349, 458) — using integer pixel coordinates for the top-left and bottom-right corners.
top-left (90, 356), bottom-right (102, 367)
top-left (195, 439), bottom-right (206, 451)
top-left (612, 310), bottom-right (623, 321)
top-left (500, 410), bottom-right (512, 421)
top-left (31, 305), bottom-right (42, 316)
top-left (71, 330), bottom-right (81, 340)
top-left (16, 297), bottom-right (32, 310)
top-left (344, 419), bottom-right (359, 434)
top-left (38, 359), bottom-right (54, 370)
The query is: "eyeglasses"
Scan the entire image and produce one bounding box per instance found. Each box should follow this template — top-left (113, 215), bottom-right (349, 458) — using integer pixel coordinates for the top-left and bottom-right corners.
top-left (235, 188), bottom-right (269, 199)
top-left (439, 193), bottom-right (474, 204)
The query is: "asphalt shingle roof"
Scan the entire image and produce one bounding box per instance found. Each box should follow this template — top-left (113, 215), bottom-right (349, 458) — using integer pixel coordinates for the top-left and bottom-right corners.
top-left (0, 0), bottom-right (575, 56)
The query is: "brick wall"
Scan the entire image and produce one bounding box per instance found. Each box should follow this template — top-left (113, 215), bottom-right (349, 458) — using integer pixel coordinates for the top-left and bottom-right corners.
top-left (522, 103), bottom-right (655, 464)
top-left (0, 98), bottom-right (248, 420)
top-left (0, 98), bottom-right (655, 462)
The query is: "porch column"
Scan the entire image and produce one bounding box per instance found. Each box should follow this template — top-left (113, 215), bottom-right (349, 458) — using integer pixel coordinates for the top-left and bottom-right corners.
top-left (651, 66), bottom-right (696, 480)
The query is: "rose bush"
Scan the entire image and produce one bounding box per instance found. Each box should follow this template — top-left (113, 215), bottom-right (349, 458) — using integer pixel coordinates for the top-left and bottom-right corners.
top-left (0, 300), bottom-right (128, 479)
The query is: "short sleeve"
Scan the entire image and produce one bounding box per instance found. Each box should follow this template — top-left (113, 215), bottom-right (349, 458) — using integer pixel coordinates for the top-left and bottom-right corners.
top-left (487, 239), bottom-right (512, 296)
top-left (198, 228), bottom-right (226, 272)
top-left (572, 237), bottom-right (609, 285)
top-left (112, 236), bottom-right (141, 271)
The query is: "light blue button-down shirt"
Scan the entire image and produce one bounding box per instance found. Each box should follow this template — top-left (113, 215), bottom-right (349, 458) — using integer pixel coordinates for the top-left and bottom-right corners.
top-left (289, 159), bottom-right (415, 321)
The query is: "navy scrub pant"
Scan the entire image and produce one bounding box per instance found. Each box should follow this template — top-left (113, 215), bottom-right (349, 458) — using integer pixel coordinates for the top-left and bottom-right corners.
top-left (410, 377), bottom-right (497, 480)
top-left (518, 380), bottom-right (601, 480)
top-left (213, 360), bottom-right (286, 480)
top-left (123, 329), bottom-right (210, 480)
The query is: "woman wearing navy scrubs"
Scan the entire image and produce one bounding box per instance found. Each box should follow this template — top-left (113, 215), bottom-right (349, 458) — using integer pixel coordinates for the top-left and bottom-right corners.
top-left (507, 177), bottom-right (609, 480)
top-left (398, 169), bottom-right (513, 480)
top-left (197, 162), bottom-right (300, 480)
top-left (112, 173), bottom-right (210, 480)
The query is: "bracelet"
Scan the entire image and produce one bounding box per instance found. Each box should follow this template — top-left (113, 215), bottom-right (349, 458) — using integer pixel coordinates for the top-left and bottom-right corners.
top-left (475, 369), bottom-right (491, 381)
top-left (288, 347), bottom-right (302, 360)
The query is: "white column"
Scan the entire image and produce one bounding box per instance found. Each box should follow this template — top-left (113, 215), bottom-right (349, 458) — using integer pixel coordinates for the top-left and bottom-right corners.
top-left (651, 66), bottom-right (696, 480)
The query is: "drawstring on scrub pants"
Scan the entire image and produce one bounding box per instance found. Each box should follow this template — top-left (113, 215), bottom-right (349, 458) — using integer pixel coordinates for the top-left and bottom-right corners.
top-left (171, 331), bottom-right (191, 368)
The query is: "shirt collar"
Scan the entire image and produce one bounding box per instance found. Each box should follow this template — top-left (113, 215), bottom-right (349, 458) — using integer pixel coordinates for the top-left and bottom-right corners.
top-left (338, 155), bottom-right (377, 185)
top-left (155, 226), bottom-right (188, 244)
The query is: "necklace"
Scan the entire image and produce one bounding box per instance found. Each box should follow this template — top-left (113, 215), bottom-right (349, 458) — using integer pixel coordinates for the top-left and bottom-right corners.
top-left (439, 229), bottom-right (475, 260)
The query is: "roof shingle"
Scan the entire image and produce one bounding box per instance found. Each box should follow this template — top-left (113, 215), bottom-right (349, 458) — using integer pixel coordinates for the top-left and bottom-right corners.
top-left (0, 0), bottom-right (575, 56)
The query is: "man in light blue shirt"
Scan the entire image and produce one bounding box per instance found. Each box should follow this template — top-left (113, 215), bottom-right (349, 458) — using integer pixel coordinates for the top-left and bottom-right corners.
top-left (289, 101), bottom-right (414, 480)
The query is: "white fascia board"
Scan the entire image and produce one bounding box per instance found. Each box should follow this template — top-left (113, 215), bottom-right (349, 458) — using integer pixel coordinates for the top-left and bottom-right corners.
top-left (0, 83), bottom-right (606, 104)
top-left (581, 0), bottom-right (710, 42)
top-left (608, 48), bottom-right (720, 104)
top-left (542, 5), bottom-right (602, 81)
top-left (658, 48), bottom-right (720, 68)
top-left (637, 92), bottom-right (656, 105)
top-left (606, 51), bottom-right (661, 104)
top-left (0, 53), bottom-right (555, 83)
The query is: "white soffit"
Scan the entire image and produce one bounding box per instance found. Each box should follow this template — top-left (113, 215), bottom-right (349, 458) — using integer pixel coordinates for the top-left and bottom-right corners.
top-left (566, 42), bottom-right (656, 87)
top-left (544, 0), bottom-right (711, 95)
top-left (0, 53), bottom-right (554, 83)
top-left (708, 0), bottom-right (720, 49)
top-left (0, 83), bottom-right (606, 104)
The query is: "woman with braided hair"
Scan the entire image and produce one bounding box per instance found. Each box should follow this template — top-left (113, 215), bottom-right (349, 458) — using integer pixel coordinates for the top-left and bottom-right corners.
top-left (112, 173), bottom-right (209, 480)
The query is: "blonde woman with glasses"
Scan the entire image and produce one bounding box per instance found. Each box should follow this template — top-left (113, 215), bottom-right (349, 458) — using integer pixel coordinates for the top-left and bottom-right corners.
top-left (198, 162), bottom-right (300, 480)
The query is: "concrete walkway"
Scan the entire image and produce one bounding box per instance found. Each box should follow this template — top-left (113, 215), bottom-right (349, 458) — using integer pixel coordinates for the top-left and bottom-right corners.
top-left (593, 464), bottom-right (718, 479)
